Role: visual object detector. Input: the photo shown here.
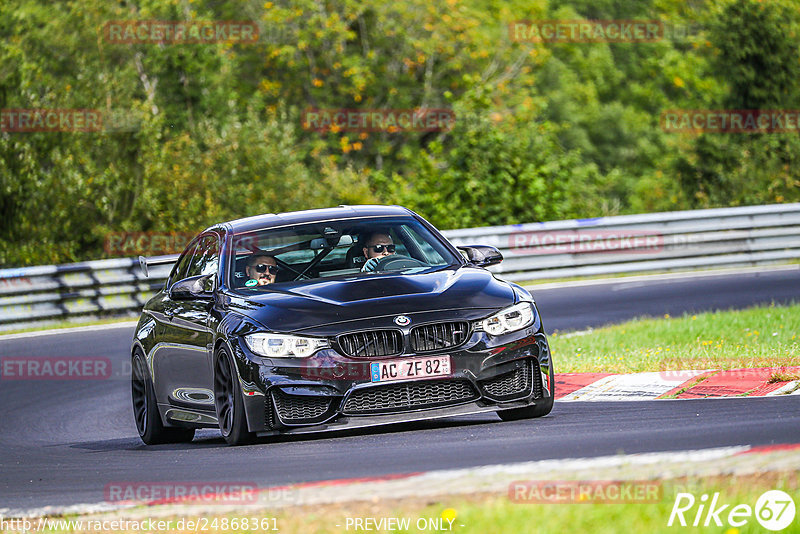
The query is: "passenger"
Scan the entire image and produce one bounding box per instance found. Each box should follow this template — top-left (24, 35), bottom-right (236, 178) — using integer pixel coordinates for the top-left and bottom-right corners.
top-left (245, 255), bottom-right (278, 286)
top-left (361, 231), bottom-right (395, 272)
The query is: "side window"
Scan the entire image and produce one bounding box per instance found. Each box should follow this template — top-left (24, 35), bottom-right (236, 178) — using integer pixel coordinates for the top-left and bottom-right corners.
top-left (390, 229), bottom-right (409, 257)
top-left (185, 235), bottom-right (220, 280)
top-left (166, 240), bottom-right (200, 287)
top-left (403, 226), bottom-right (447, 265)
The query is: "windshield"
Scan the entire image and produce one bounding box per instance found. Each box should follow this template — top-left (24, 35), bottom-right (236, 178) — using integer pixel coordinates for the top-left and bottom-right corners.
top-left (228, 216), bottom-right (460, 290)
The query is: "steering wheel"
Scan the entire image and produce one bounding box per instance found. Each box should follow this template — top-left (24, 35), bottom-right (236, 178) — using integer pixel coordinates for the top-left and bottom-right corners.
top-left (369, 254), bottom-right (428, 271)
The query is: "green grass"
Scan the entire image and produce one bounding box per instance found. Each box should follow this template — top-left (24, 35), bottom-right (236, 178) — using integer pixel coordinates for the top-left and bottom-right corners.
top-left (0, 315), bottom-right (137, 336)
top-left (33, 472), bottom-right (798, 533)
top-left (428, 480), bottom-right (800, 534)
top-left (549, 302), bottom-right (800, 373)
top-left (406, 474), bottom-right (800, 534)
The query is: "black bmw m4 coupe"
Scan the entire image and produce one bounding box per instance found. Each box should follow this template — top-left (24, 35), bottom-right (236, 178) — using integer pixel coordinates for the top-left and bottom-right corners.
top-left (131, 205), bottom-right (554, 445)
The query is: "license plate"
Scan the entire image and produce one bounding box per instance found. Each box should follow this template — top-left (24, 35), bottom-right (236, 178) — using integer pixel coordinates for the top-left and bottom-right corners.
top-left (370, 356), bottom-right (451, 383)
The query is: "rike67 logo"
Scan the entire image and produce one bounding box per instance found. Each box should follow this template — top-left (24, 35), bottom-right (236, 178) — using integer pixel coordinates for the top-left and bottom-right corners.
top-left (669, 490), bottom-right (796, 531)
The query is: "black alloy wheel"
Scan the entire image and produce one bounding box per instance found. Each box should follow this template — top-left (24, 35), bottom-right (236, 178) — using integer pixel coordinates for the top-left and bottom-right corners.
top-left (131, 349), bottom-right (195, 444)
top-left (214, 347), bottom-right (255, 445)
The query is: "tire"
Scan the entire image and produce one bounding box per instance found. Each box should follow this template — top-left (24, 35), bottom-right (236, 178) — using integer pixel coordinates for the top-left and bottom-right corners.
top-left (497, 361), bottom-right (555, 421)
top-left (497, 396), bottom-right (554, 421)
top-left (214, 347), bottom-right (255, 446)
top-left (131, 350), bottom-right (195, 444)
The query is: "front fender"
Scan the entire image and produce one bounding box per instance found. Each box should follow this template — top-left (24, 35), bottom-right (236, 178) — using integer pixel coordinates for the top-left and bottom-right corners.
top-left (214, 314), bottom-right (271, 433)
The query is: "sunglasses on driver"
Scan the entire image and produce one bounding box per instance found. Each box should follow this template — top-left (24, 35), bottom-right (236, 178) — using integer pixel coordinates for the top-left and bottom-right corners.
top-left (253, 264), bottom-right (279, 275)
top-left (366, 244), bottom-right (396, 253)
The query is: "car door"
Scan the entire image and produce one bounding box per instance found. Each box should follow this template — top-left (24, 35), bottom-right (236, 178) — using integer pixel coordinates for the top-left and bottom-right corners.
top-left (154, 233), bottom-right (220, 414)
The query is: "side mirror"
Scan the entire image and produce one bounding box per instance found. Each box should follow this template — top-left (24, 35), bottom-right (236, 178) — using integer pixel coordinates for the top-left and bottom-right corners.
top-left (169, 274), bottom-right (214, 300)
top-left (457, 245), bottom-right (503, 267)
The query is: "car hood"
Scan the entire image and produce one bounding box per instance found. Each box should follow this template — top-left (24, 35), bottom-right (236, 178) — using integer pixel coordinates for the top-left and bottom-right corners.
top-left (227, 267), bottom-right (515, 333)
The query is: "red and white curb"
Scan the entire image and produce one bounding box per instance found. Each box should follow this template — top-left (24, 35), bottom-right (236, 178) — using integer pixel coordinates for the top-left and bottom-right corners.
top-left (556, 367), bottom-right (800, 401)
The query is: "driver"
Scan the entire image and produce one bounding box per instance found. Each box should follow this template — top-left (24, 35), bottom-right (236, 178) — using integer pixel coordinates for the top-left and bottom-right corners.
top-left (245, 255), bottom-right (278, 286)
top-left (361, 231), bottom-right (395, 272)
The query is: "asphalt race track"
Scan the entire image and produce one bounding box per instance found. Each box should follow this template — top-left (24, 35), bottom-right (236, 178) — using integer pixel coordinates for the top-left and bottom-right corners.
top-left (2, 267), bottom-right (799, 513)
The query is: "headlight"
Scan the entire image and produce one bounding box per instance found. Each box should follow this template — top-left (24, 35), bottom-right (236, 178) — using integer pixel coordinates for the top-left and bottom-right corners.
top-left (244, 333), bottom-right (329, 358)
top-left (479, 302), bottom-right (537, 336)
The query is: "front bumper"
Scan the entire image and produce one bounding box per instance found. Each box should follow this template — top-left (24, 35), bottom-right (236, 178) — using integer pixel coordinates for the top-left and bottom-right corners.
top-left (233, 327), bottom-right (554, 434)
top-left (255, 397), bottom-right (549, 437)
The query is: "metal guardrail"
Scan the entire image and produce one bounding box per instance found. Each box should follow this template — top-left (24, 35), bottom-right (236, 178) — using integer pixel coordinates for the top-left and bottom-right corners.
top-left (444, 202), bottom-right (800, 282)
top-left (1, 203), bottom-right (799, 330)
top-left (0, 258), bottom-right (175, 329)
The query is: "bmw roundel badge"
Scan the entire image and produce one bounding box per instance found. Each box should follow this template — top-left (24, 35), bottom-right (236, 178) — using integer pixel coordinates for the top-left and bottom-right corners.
top-left (394, 315), bottom-right (411, 326)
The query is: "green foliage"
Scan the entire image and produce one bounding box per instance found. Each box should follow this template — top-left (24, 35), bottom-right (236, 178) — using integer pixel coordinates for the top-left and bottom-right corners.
top-left (675, 0), bottom-right (800, 208)
top-left (384, 92), bottom-right (605, 228)
top-left (1, 0), bottom-right (799, 266)
top-left (708, 0), bottom-right (800, 109)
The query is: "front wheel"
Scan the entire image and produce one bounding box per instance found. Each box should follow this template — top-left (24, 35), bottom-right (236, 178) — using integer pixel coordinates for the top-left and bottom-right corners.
top-left (131, 350), bottom-right (195, 444)
top-left (497, 397), bottom-right (554, 421)
top-left (497, 361), bottom-right (555, 421)
top-left (214, 347), bottom-right (255, 446)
